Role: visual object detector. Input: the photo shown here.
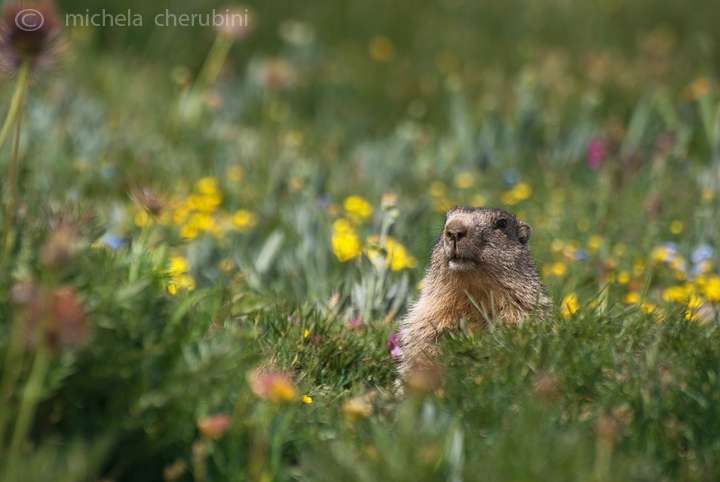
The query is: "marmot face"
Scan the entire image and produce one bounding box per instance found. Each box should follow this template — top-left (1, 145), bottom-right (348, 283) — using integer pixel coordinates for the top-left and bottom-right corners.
top-left (441, 207), bottom-right (531, 274)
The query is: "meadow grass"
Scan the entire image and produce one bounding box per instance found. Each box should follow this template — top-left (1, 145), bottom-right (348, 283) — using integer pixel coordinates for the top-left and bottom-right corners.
top-left (1, 0), bottom-right (720, 480)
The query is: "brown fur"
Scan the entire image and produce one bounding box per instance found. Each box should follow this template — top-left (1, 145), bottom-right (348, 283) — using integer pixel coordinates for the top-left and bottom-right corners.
top-left (397, 207), bottom-right (551, 379)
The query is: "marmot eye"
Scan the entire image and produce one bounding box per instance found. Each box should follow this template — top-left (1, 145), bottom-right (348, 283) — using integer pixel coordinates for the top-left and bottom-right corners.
top-left (495, 218), bottom-right (507, 229)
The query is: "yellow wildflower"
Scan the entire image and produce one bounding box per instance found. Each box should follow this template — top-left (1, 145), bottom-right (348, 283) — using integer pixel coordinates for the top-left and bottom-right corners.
top-left (302, 395), bottom-right (313, 404)
top-left (670, 220), bottom-right (683, 234)
top-left (702, 275), bottom-right (720, 302)
top-left (368, 36), bottom-right (395, 62)
top-left (168, 256), bottom-right (188, 276)
top-left (180, 224), bottom-right (199, 239)
top-left (343, 196), bottom-right (373, 223)
top-left (641, 302), bottom-right (657, 314)
top-left (663, 286), bottom-right (687, 302)
top-left (135, 210), bottom-right (149, 227)
top-left (623, 291), bottom-right (640, 304)
top-left (651, 245), bottom-right (675, 263)
top-left (617, 271), bottom-right (630, 284)
top-left (232, 209), bottom-right (258, 231)
top-left (470, 194), bottom-right (487, 207)
top-left (429, 181), bottom-right (446, 197)
top-left (612, 243), bottom-right (627, 257)
top-left (227, 165), bottom-right (245, 182)
top-left (500, 183), bottom-right (532, 206)
top-left (561, 293), bottom-right (579, 317)
top-left (550, 262), bottom-right (566, 277)
top-left (172, 201), bottom-right (192, 225)
top-left (219, 258), bottom-right (234, 273)
top-left (332, 218), bottom-right (362, 262)
top-left (687, 294), bottom-right (703, 309)
top-left (632, 260), bottom-right (645, 277)
top-left (454, 172), bottom-right (475, 189)
top-left (587, 235), bottom-right (602, 253)
top-left (367, 235), bottom-right (418, 271)
top-left (167, 256), bottom-right (195, 294)
top-left (683, 76), bottom-right (711, 101)
top-left (196, 177), bottom-right (220, 195)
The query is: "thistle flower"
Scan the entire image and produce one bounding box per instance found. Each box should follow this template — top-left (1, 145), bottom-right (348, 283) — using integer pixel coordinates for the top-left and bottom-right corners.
top-left (0, 1), bottom-right (65, 79)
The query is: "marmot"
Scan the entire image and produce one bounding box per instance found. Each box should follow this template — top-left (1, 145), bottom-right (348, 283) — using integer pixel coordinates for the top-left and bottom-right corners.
top-left (397, 207), bottom-right (551, 379)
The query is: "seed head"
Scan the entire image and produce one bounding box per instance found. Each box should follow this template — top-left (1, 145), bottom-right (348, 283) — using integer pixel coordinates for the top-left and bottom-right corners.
top-left (128, 180), bottom-right (175, 221)
top-left (0, 1), bottom-right (65, 79)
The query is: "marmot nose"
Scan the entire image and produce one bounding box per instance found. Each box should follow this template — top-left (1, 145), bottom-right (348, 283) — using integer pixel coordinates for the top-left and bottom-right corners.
top-left (445, 219), bottom-right (469, 243)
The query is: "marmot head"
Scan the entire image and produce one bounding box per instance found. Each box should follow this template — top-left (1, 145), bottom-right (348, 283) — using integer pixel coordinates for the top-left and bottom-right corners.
top-left (438, 207), bottom-right (532, 274)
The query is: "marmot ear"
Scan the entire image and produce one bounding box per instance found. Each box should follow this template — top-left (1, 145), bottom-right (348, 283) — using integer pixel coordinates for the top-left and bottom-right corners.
top-left (518, 221), bottom-right (531, 245)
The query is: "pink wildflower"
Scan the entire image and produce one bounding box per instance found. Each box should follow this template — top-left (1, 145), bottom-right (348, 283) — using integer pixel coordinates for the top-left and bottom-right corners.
top-left (197, 413), bottom-right (232, 439)
top-left (387, 333), bottom-right (402, 362)
top-left (587, 137), bottom-right (605, 170)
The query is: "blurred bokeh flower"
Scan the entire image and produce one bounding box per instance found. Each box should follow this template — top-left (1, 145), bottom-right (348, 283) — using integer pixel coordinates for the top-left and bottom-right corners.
top-left (167, 255), bottom-right (195, 294)
top-left (368, 36), bottom-right (395, 62)
top-left (332, 218), bottom-right (362, 262)
top-left (251, 58), bottom-right (296, 91)
top-left (701, 275), bottom-right (720, 302)
top-left (343, 396), bottom-right (372, 422)
top-left (197, 413), bottom-right (232, 439)
top-left (213, 6), bottom-right (253, 40)
top-left (343, 196), bottom-right (373, 223)
top-left (18, 285), bottom-right (88, 350)
top-left (586, 137), bottom-right (605, 169)
top-left (248, 371), bottom-right (297, 403)
top-left (500, 182), bottom-right (532, 206)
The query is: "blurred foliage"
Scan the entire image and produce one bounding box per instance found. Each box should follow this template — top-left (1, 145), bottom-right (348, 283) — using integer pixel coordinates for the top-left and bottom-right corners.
top-left (1, 0), bottom-right (720, 480)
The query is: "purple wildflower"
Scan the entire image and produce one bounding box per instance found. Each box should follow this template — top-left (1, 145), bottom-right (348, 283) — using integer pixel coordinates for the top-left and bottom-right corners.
top-left (348, 317), bottom-right (363, 330)
top-left (390, 345), bottom-right (402, 361)
top-left (387, 332), bottom-right (402, 361)
top-left (587, 138), bottom-right (605, 170)
top-left (387, 332), bottom-right (398, 350)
